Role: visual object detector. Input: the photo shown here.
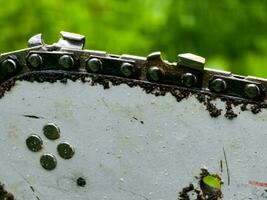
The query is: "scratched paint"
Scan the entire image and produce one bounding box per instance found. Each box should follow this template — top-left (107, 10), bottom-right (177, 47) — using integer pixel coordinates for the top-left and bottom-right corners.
top-left (0, 79), bottom-right (266, 199)
top-left (249, 181), bottom-right (267, 188)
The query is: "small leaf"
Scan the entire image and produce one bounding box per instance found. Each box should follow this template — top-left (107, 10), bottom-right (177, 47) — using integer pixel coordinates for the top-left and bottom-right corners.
top-left (203, 175), bottom-right (221, 189)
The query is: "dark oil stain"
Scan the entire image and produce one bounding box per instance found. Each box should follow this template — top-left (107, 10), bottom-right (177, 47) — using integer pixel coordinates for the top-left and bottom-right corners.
top-left (0, 71), bottom-right (266, 119)
top-left (178, 169), bottom-right (222, 200)
top-left (76, 177), bottom-right (86, 187)
top-left (0, 182), bottom-right (14, 200)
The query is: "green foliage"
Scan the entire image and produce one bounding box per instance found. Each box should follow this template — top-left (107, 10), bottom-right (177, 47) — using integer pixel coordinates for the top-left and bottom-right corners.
top-left (1, 0), bottom-right (267, 77)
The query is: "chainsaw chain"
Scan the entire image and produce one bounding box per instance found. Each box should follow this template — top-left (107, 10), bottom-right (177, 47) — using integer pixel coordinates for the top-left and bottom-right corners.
top-left (0, 31), bottom-right (266, 102)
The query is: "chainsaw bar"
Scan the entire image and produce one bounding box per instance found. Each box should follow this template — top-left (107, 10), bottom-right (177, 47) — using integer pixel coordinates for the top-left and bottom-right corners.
top-left (1, 32), bottom-right (267, 200)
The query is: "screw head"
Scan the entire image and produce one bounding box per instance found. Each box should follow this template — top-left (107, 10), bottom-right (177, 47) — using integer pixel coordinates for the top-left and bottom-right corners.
top-left (40, 154), bottom-right (57, 171)
top-left (244, 84), bottom-right (260, 99)
top-left (59, 55), bottom-right (74, 69)
top-left (26, 134), bottom-right (43, 152)
top-left (43, 123), bottom-right (60, 140)
top-left (27, 54), bottom-right (43, 68)
top-left (147, 66), bottom-right (164, 81)
top-left (121, 63), bottom-right (134, 77)
top-left (181, 73), bottom-right (197, 87)
top-left (1, 59), bottom-right (17, 73)
top-left (86, 58), bottom-right (102, 72)
top-left (57, 142), bottom-right (75, 159)
top-left (210, 78), bottom-right (227, 92)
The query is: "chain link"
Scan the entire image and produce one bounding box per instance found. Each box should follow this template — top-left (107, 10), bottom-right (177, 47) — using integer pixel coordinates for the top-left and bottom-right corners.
top-left (0, 32), bottom-right (266, 102)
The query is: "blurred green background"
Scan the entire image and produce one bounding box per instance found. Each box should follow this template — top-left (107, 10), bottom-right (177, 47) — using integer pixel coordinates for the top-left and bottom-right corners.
top-left (1, 0), bottom-right (267, 77)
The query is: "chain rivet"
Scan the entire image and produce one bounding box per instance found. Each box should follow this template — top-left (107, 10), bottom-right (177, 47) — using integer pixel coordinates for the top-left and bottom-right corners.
top-left (244, 84), bottom-right (260, 99)
top-left (147, 66), bottom-right (164, 81)
top-left (59, 55), bottom-right (74, 69)
top-left (181, 73), bottom-right (197, 87)
top-left (121, 63), bottom-right (134, 77)
top-left (27, 54), bottom-right (43, 68)
top-left (86, 58), bottom-right (102, 72)
top-left (1, 59), bottom-right (17, 73)
top-left (210, 78), bottom-right (227, 92)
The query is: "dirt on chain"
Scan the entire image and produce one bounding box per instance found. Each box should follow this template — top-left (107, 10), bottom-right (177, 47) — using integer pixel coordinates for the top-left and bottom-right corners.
top-left (0, 71), bottom-right (266, 119)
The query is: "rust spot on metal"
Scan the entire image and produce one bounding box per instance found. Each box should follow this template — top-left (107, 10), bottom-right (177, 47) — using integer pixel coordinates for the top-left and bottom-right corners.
top-left (249, 180), bottom-right (267, 188)
top-left (0, 71), bottom-right (266, 119)
top-left (7, 124), bottom-right (19, 139)
top-left (0, 182), bottom-right (14, 200)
